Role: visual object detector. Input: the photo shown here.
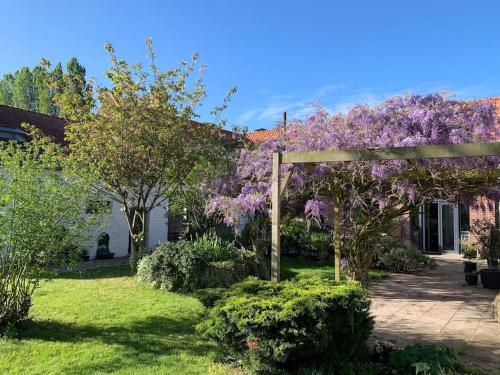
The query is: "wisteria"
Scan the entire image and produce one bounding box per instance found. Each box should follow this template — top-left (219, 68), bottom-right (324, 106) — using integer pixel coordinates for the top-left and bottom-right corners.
top-left (206, 94), bottom-right (500, 283)
top-left (209, 94), bottom-right (498, 223)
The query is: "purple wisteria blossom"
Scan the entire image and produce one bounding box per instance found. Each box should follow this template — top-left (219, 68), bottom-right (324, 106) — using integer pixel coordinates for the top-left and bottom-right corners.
top-left (207, 94), bottom-right (499, 227)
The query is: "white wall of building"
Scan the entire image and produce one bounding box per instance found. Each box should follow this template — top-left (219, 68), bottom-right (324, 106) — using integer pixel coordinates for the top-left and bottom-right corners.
top-left (147, 202), bottom-right (169, 250)
top-left (83, 200), bottom-right (168, 258)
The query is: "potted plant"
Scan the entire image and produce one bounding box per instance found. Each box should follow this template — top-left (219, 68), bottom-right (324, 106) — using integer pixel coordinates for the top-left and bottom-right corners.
top-left (461, 243), bottom-right (477, 273)
top-left (79, 248), bottom-right (90, 262)
top-left (465, 270), bottom-right (479, 286)
top-left (472, 219), bottom-right (500, 290)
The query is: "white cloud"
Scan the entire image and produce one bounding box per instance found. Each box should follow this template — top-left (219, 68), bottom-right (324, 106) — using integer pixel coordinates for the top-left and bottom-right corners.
top-left (238, 81), bottom-right (500, 129)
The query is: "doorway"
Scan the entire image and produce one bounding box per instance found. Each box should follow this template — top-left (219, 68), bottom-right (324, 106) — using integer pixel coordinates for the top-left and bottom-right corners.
top-left (422, 201), bottom-right (459, 252)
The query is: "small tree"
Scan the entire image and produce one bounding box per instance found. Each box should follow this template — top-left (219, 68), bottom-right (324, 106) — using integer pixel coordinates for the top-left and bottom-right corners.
top-left (65, 39), bottom-right (235, 271)
top-left (471, 218), bottom-right (500, 268)
top-left (0, 134), bottom-right (103, 326)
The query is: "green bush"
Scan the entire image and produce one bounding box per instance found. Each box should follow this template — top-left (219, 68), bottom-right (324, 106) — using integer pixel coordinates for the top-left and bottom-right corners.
top-left (281, 216), bottom-right (311, 256)
top-left (281, 216), bottom-right (332, 260)
top-left (309, 231), bottom-right (332, 261)
top-left (197, 277), bottom-right (373, 374)
top-left (388, 344), bottom-right (460, 375)
top-left (461, 243), bottom-right (478, 260)
top-left (137, 236), bottom-right (254, 292)
top-left (378, 245), bottom-right (435, 273)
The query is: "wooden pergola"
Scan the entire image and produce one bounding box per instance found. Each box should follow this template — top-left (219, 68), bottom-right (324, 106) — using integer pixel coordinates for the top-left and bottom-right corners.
top-left (271, 142), bottom-right (500, 282)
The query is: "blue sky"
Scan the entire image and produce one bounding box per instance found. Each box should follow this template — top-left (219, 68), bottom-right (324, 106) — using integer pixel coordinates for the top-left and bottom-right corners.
top-left (1, 1), bottom-right (500, 130)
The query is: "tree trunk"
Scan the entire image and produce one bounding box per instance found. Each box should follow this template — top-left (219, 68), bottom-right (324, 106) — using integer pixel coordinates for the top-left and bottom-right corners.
top-left (128, 210), bottom-right (148, 273)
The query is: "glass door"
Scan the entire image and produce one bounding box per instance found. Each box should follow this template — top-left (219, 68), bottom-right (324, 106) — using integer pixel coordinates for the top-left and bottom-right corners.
top-left (440, 203), bottom-right (457, 251)
top-left (422, 202), bottom-right (459, 252)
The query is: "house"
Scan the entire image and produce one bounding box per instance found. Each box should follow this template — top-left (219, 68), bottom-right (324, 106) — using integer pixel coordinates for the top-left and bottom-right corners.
top-left (0, 104), bottom-right (168, 257)
top-left (246, 97), bottom-right (500, 253)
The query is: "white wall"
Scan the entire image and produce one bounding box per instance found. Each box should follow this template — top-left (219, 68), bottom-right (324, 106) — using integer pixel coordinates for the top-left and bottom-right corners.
top-left (83, 201), bottom-right (168, 258)
top-left (147, 202), bottom-right (168, 251)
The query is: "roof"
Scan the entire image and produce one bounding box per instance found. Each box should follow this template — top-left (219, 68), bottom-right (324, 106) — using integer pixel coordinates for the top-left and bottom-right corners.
top-left (485, 96), bottom-right (500, 118)
top-left (246, 97), bottom-right (500, 142)
top-left (246, 128), bottom-right (281, 142)
top-left (0, 105), bottom-right (238, 145)
top-left (0, 105), bottom-right (67, 144)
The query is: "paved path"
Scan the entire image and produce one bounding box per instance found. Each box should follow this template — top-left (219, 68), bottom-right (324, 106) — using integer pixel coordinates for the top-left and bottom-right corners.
top-left (370, 253), bottom-right (499, 371)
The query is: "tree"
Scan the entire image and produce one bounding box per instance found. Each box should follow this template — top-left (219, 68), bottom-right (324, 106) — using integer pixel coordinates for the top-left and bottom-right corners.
top-left (32, 66), bottom-right (52, 114)
top-left (56, 57), bottom-right (92, 119)
top-left (0, 133), bottom-right (104, 326)
top-left (0, 73), bottom-right (15, 106)
top-left (207, 94), bottom-right (500, 285)
top-left (0, 58), bottom-right (89, 116)
top-left (65, 39), bottom-right (235, 271)
top-left (49, 62), bottom-right (64, 116)
top-left (12, 67), bottom-right (35, 111)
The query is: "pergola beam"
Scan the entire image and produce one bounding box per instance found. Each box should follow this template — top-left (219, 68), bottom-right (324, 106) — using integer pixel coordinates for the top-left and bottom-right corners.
top-left (282, 142), bottom-right (500, 164)
top-left (271, 141), bottom-right (500, 282)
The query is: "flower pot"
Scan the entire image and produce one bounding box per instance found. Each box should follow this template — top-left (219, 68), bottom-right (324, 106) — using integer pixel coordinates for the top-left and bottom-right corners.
top-left (464, 273), bottom-right (478, 286)
top-left (463, 261), bottom-right (477, 273)
top-left (487, 259), bottom-right (499, 268)
top-left (480, 269), bottom-right (500, 289)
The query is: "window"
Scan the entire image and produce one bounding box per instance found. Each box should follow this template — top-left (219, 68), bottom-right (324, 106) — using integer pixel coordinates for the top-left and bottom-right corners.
top-left (459, 203), bottom-right (470, 232)
top-left (496, 200), bottom-right (500, 230)
top-left (0, 126), bottom-right (27, 142)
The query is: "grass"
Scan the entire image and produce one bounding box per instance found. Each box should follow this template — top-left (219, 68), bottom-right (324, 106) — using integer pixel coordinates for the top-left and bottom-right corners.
top-left (281, 257), bottom-right (390, 281)
top-left (0, 266), bottom-right (241, 375)
top-left (0, 259), bottom-right (389, 375)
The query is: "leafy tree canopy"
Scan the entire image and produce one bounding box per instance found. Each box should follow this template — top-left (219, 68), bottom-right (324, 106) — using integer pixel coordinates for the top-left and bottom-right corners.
top-left (64, 38), bottom-right (237, 271)
top-left (0, 57), bottom-right (89, 117)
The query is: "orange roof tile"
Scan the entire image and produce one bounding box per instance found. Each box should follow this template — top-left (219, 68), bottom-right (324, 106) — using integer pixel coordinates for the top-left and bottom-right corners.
top-left (246, 128), bottom-right (281, 142)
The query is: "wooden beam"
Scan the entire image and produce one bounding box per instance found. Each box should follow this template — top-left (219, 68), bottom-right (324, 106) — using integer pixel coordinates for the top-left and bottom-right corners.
top-left (271, 152), bottom-right (282, 282)
top-left (332, 193), bottom-right (342, 282)
top-left (280, 165), bottom-right (294, 196)
top-left (282, 142), bottom-right (500, 164)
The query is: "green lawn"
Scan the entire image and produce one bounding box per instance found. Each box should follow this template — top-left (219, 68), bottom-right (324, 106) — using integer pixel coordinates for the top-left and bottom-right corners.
top-left (281, 257), bottom-right (390, 282)
top-left (0, 266), bottom-right (240, 375)
top-left (0, 259), bottom-right (389, 375)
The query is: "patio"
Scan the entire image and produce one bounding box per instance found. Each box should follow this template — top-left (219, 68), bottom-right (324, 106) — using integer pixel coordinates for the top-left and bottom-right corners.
top-left (370, 253), bottom-right (499, 371)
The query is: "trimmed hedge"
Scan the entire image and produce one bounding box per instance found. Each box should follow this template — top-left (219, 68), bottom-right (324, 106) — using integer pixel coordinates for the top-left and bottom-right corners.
top-left (137, 237), bottom-right (255, 292)
top-left (196, 277), bottom-right (373, 374)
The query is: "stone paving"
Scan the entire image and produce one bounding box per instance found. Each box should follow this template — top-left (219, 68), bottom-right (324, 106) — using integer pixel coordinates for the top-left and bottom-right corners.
top-left (370, 253), bottom-right (500, 371)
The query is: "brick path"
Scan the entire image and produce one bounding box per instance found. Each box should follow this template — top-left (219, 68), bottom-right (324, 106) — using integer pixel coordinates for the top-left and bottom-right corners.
top-left (370, 253), bottom-right (499, 371)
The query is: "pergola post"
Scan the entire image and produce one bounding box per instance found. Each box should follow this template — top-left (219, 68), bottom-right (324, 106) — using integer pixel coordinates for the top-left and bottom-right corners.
top-left (332, 193), bottom-right (342, 282)
top-left (271, 152), bottom-right (282, 282)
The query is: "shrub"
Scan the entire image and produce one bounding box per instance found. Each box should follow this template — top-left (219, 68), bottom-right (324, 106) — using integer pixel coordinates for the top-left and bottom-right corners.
top-left (471, 219), bottom-right (500, 265)
top-left (388, 344), bottom-right (460, 375)
top-left (281, 216), bottom-right (311, 256)
top-left (197, 277), bottom-right (373, 374)
top-left (194, 288), bottom-right (227, 308)
top-left (462, 243), bottom-right (478, 260)
top-left (378, 245), bottom-right (435, 273)
top-left (281, 216), bottom-right (332, 260)
top-left (309, 231), bottom-right (332, 261)
top-left (137, 236), bottom-right (254, 292)
top-left (0, 139), bottom-right (104, 326)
